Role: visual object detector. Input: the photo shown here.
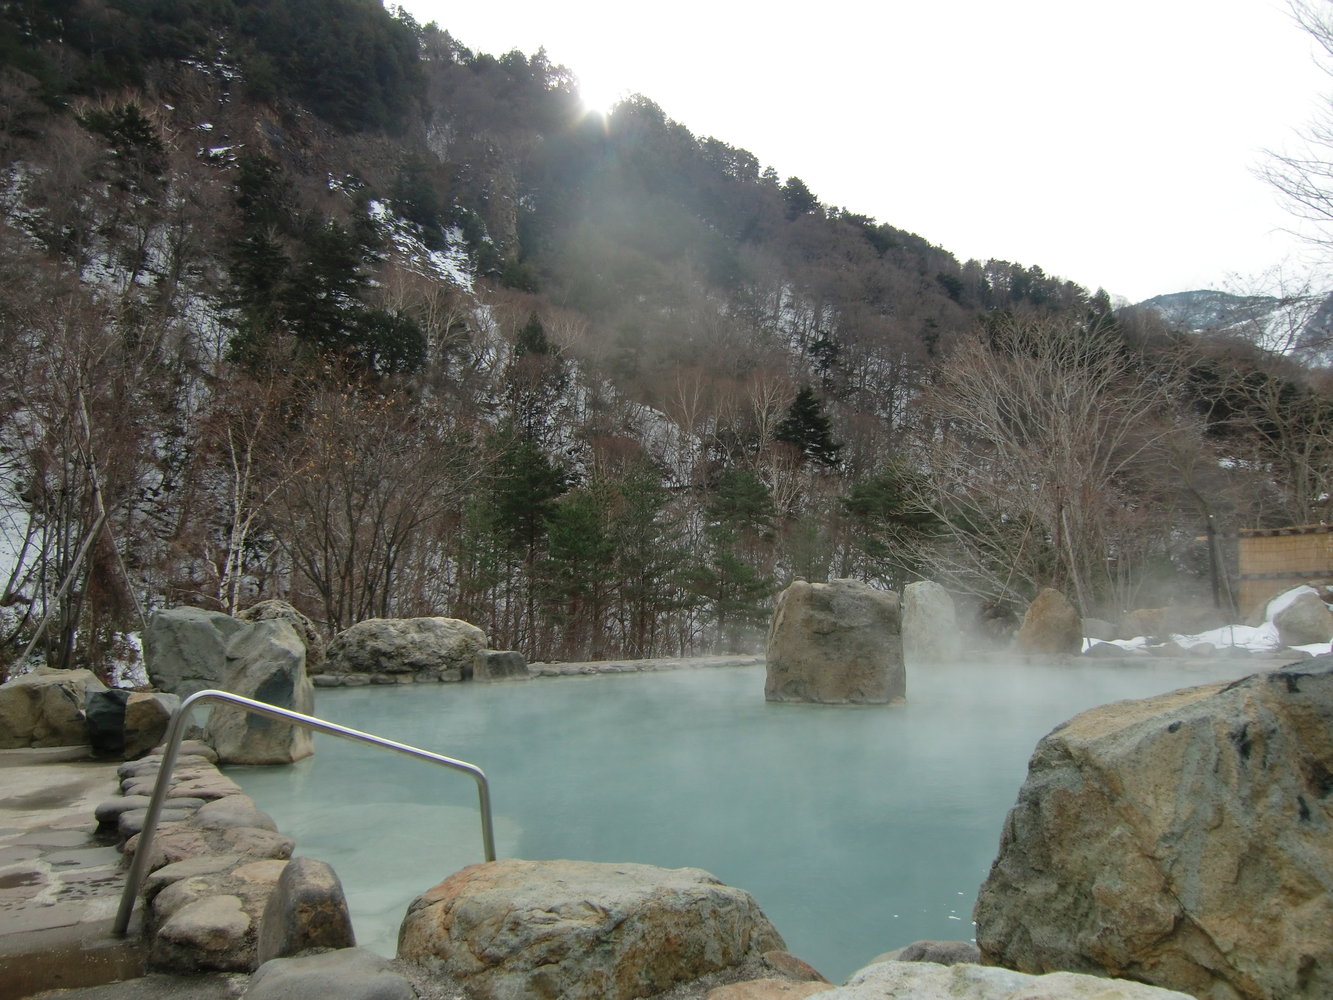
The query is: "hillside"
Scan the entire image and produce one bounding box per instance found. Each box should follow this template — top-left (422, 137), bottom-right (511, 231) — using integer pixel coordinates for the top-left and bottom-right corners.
top-left (1, 0), bottom-right (1330, 675)
top-left (1136, 289), bottom-right (1333, 362)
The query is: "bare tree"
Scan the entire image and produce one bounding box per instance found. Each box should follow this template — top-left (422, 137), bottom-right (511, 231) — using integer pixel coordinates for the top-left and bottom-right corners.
top-left (265, 384), bottom-right (478, 634)
top-left (915, 315), bottom-right (1179, 617)
top-left (1265, 1), bottom-right (1333, 249)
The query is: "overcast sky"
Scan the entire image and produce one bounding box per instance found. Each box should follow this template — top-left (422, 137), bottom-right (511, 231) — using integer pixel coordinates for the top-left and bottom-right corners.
top-left (402, 0), bottom-right (1329, 304)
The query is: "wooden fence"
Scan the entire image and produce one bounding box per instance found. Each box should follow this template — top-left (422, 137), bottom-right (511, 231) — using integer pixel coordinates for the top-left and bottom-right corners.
top-left (1237, 524), bottom-right (1333, 616)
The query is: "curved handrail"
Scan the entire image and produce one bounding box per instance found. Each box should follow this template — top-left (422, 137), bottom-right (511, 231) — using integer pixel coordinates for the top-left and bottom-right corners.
top-left (113, 688), bottom-right (496, 936)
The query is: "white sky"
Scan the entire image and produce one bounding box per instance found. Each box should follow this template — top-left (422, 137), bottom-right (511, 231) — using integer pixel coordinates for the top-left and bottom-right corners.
top-left (402, 0), bottom-right (1331, 303)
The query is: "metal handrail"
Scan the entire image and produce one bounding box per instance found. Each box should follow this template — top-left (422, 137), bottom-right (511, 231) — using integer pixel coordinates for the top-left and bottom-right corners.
top-left (113, 688), bottom-right (496, 936)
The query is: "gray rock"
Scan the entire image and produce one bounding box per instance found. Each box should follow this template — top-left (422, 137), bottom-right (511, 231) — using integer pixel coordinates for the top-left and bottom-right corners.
top-left (1083, 641), bottom-right (1132, 658)
top-left (192, 795), bottom-right (279, 832)
top-left (826, 962), bottom-right (1191, 999)
top-left (144, 607), bottom-right (248, 697)
top-left (1015, 588), bottom-right (1081, 655)
top-left (247, 947), bottom-right (415, 1000)
top-left (0, 666), bottom-right (107, 748)
top-left (765, 579), bottom-right (904, 704)
top-left (237, 600), bottom-right (327, 671)
top-left (877, 940), bottom-right (982, 965)
top-left (325, 617), bottom-right (487, 680)
top-left (1273, 591), bottom-right (1333, 646)
top-left (902, 582), bottom-right (961, 666)
top-left (974, 656), bottom-right (1333, 1000)
top-left (205, 620), bottom-right (313, 765)
top-left (256, 857), bottom-right (356, 963)
top-left (119, 806), bottom-right (197, 837)
top-left (472, 649), bottom-right (530, 682)
top-left (399, 858), bottom-right (786, 1000)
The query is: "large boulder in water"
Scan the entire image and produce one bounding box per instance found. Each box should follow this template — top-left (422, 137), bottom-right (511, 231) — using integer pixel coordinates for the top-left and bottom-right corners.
top-left (144, 607), bottom-right (248, 697)
top-left (1015, 588), bottom-right (1082, 655)
top-left (0, 667), bottom-right (106, 748)
top-left (974, 655), bottom-right (1333, 1000)
top-left (901, 581), bottom-right (960, 666)
top-left (237, 600), bottom-right (327, 672)
top-left (325, 617), bottom-right (487, 681)
top-left (398, 858), bottom-right (785, 1000)
top-left (765, 579), bottom-right (904, 704)
top-left (205, 620), bottom-right (313, 765)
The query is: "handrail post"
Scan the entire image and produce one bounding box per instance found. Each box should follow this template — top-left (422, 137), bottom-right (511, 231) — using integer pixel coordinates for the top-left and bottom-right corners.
top-left (113, 689), bottom-right (496, 937)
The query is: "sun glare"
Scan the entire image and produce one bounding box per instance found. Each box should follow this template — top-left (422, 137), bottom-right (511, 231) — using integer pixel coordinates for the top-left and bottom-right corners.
top-left (577, 75), bottom-right (623, 120)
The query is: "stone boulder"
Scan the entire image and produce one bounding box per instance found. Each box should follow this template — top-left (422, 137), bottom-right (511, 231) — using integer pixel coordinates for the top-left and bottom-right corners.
top-left (204, 620), bottom-right (313, 765)
top-left (472, 649), bottom-right (529, 682)
top-left (707, 982), bottom-right (833, 1000)
top-left (325, 617), bottom-right (487, 681)
top-left (0, 666), bottom-right (106, 748)
top-left (1120, 607), bottom-right (1168, 641)
top-left (888, 940), bottom-right (982, 965)
top-left (237, 600), bottom-right (327, 672)
top-left (1015, 588), bottom-right (1081, 655)
top-left (765, 579), bottom-right (904, 704)
top-left (144, 607), bottom-right (248, 697)
top-left (256, 857), bottom-right (356, 963)
top-left (824, 962), bottom-right (1192, 999)
top-left (248, 947), bottom-right (415, 1000)
top-left (123, 691), bottom-right (179, 759)
top-left (974, 655), bottom-right (1333, 1000)
top-left (85, 687), bottom-right (131, 755)
top-left (1273, 591), bottom-right (1333, 646)
top-left (901, 581), bottom-right (960, 666)
top-left (398, 858), bottom-right (786, 1000)
top-left (1081, 618), bottom-right (1117, 642)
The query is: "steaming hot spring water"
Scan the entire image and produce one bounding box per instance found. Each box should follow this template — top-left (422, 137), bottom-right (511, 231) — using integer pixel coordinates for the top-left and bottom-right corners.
top-left (230, 655), bottom-right (1268, 982)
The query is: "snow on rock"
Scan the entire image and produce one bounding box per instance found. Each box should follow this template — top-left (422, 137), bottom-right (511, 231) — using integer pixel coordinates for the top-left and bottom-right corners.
top-left (1086, 586), bottom-right (1331, 657)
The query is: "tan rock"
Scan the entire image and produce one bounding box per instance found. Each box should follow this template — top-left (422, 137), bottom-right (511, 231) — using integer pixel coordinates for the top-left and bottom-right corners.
top-left (707, 980), bottom-right (834, 1000)
top-left (1016, 588), bottom-right (1081, 654)
top-left (399, 858), bottom-right (785, 1000)
top-left (154, 894), bottom-right (252, 970)
top-left (765, 579), bottom-right (904, 704)
top-left (975, 656), bottom-right (1333, 999)
top-left (0, 667), bottom-right (105, 748)
top-left (762, 950), bottom-right (829, 982)
top-left (123, 692), bottom-right (178, 759)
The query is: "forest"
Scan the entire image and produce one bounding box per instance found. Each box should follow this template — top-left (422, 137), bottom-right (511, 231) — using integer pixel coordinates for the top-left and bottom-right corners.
top-left (1, 0), bottom-right (1331, 676)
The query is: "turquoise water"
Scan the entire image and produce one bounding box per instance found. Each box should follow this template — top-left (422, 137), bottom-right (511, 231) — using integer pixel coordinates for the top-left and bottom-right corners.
top-left (228, 658), bottom-right (1254, 982)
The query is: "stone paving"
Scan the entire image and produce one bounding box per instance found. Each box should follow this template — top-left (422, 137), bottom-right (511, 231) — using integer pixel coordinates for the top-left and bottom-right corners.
top-left (0, 748), bottom-right (144, 1000)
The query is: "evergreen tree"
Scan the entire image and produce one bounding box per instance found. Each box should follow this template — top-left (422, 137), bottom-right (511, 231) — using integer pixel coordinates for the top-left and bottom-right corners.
top-left (689, 468), bottom-right (776, 651)
top-left (775, 386), bottom-right (841, 467)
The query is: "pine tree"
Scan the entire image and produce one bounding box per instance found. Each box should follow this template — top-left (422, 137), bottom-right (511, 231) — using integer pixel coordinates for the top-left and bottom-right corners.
top-left (775, 386), bottom-right (841, 467)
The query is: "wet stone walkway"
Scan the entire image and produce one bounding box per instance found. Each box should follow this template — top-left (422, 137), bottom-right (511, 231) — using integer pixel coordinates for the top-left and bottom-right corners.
top-left (0, 748), bottom-right (143, 1000)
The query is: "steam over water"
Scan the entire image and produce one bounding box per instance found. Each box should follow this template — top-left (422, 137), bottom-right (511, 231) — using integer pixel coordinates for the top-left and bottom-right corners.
top-left (230, 658), bottom-right (1262, 981)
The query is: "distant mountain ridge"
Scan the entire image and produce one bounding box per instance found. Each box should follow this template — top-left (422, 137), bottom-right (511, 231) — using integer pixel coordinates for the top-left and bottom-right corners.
top-left (1136, 289), bottom-right (1333, 362)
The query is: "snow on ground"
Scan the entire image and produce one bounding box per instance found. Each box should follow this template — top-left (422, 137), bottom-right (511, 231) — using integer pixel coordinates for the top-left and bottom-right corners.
top-left (1085, 585), bottom-right (1330, 658)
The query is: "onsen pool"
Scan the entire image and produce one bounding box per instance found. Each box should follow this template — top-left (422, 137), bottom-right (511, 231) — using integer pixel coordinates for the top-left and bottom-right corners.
top-left (228, 656), bottom-right (1266, 982)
